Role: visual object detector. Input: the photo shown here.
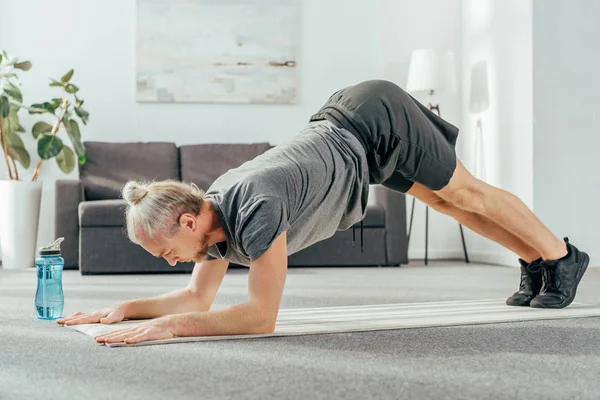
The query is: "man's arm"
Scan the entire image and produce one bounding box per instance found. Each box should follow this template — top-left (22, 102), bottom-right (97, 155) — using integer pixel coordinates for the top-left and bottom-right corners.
top-left (168, 232), bottom-right (288, 336)
top-left (93, 234), bottom-right (287, 343)
top-left (122, 258), bottom-right (230, 319)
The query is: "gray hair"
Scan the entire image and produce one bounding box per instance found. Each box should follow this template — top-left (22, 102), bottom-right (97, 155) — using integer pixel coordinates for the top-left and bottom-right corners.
top-left (122, 179), bottom-right (205, 244)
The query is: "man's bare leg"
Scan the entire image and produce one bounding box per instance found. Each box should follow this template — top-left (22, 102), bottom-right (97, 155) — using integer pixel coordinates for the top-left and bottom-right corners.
top-left (433, 158), bottom-right (567, 261)
top-left (406, 182), bottom-right (541, 263)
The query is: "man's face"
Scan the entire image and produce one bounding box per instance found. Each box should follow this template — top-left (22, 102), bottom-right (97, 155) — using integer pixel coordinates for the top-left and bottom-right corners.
top-left (138, 213), bottom-right (210, 266)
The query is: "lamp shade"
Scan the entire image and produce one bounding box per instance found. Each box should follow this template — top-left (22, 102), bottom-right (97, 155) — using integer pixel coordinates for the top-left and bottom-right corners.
top-left (469, 60), bottom-right (490, 113)
top-left (406, 49), bottom-right (457, 95)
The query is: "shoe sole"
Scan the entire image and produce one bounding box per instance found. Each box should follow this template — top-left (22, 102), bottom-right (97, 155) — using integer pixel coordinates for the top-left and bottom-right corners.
top-left (530, 252), bottom-right (590, 309)
top-left (506, 297), bottom-right (533, 307)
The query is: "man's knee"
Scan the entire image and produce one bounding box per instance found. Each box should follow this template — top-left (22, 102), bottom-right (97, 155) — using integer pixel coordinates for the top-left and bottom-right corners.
top-left (425, 195), bottom-right (453, 213)
top-left (434, 158), bottom-right (487, 214)
top-left (440, 184), bottom-right (485, 214)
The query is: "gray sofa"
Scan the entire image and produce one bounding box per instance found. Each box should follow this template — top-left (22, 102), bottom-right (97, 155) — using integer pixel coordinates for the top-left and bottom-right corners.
top-left (55, 141), bottom-right (408, 274)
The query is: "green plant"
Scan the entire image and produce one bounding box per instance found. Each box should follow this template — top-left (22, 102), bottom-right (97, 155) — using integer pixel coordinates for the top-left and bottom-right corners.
top-left (28, 68), bottom-right (89, 181)
top-left (0, 50), bottom-right (89, 182)
top-left (0, 50), bottom-right (32, 180)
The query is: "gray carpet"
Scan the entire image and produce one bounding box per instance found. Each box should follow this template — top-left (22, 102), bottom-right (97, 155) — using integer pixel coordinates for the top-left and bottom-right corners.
top-left (2, 262), bottom-right (600, 400)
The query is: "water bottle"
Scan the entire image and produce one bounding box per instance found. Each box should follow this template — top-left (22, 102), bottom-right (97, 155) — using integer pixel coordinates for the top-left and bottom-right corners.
top-left (35, 238), bottom-right (65, 320)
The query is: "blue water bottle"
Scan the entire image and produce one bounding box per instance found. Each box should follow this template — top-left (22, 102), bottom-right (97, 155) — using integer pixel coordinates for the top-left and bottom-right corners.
top-left (35, 237), bottom-right (65, 320)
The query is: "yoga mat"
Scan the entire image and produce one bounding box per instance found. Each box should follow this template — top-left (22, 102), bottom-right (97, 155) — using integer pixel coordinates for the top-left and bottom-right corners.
top-left (64, 299), bottom-right (600, 347)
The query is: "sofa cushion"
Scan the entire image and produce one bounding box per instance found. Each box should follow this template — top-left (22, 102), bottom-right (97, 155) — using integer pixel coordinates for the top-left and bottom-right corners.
top-left (179, 143), bottom-right (272, 190)
top-left (80, 142), bottom-right (180, 201)
top-left (358, 204), bottom-right (385, 227)
top-left (79, 200), bottom-right (127, 227)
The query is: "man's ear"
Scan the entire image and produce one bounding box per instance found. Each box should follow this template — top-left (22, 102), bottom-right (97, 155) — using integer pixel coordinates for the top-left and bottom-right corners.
top-left (179, 213), bottom-right (197, 230)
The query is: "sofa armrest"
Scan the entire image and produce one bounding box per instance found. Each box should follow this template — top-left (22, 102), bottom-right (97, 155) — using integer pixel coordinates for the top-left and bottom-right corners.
top-left (55, 180), bottom-right (84, 268)
top-left (373, 185), bottom-right (408, 265)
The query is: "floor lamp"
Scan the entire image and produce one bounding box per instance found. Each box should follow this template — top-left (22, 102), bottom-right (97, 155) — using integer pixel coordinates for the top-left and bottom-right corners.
top-left (470, 60), bottom-right (490, 183)
top-left (405, 49), bottom-right (469, 265)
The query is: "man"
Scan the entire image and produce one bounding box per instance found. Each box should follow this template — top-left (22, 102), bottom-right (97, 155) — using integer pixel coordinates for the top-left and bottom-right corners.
top-left (57, 80), bottom-right (589, 345)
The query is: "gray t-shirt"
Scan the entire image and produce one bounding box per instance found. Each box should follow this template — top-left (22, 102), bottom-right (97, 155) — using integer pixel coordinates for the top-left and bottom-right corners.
top-left (203, 120), bottom-right (369, 266)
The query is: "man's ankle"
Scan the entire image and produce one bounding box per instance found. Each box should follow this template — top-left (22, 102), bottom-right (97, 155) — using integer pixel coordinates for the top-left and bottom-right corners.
top-left (520, 254), bottom-right (542, 264)
top-left (541, 240), bottom-right (569, 261)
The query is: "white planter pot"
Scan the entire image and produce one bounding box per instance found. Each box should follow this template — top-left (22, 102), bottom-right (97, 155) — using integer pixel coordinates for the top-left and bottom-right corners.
top-left (0, 181), bottom-right (43, 269)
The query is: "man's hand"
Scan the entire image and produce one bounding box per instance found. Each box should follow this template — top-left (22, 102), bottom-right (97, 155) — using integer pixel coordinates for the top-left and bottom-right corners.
top-left (70, 233), bottom-right (288, 344)
top-left (57, 305), bottom-right (126, 326)
top-left (148, 232), bottom-right (289, 339)
top-left (93, 316), bottom-right (175, 345)
top-left (58, 258), bottom-right (229, 329)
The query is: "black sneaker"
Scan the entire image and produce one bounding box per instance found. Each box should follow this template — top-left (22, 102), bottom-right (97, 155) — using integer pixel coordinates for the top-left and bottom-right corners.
top-left (506, 258), bottom-right (543, 306)
top-left (530, 238), bottom-right (590, 309)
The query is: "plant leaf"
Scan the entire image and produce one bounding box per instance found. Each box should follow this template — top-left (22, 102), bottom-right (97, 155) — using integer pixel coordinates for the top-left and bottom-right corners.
top-left (61, 69), bottom-right (74, 83)
top-left (51, 97), bottom-right (63, 109)
top-left (63, 119), bottom-right (86, 163)
top-left (50, 79), bottom-right (64, 87)
top-left (17, 124), bottom-right (25, 133)
top-left (74, 106), bottom-right (90, 125)
top-left (56, 145), bottom-right (75, 173)
top-left (5, 131), bottom-right (31, 169)
top-left (0, 96), bottom-right (9, 118)
top-left (29, 104), bottom-right (47, 114)
top-left (8, 145), bottom-right (31, 169)
top-left (2, 104), bottom-right (20, 135)
top-left (3, 83), bottom-right (23, 103)
top-left (75, 97), bottom-right (84, 107)
top-left (61, 110), bottom-right (73, 123)
top-left (5, 130), bottom-right (25, 147)
top-left (14, 61), bottom-right (32, 71)
top-left (64, 83), bottom-right (79, 94)
top-left (32, 121), bottom-right (54, 138)
top-left (37, 134), bottom-right (63, 160)
top-left (8, 74), bottom-right (21, 86)
top-left (29, 102), bottom-right (57, 114)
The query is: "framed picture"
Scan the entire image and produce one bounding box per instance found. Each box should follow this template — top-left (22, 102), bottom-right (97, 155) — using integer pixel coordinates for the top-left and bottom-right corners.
top-left (136, 0), bottom-right (299, 104)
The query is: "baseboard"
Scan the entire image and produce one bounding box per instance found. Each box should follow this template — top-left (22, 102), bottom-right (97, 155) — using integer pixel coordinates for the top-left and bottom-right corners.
top-left (408, 249), bottom-right (518, 267)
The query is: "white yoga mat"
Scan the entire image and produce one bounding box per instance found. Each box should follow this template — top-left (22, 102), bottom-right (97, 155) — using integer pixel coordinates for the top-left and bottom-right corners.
top-left (65, 299), bottom-right (600, 347)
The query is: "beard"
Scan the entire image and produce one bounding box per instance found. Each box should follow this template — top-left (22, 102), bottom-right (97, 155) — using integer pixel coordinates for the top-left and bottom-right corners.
top-left (192, 238), bottom-right (209, 263)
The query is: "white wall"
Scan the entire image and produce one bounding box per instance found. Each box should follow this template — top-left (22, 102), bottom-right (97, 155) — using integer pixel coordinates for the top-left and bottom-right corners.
top-left (460, 0), bottom-right (533, 266)
top-left (532, 0), bottom-right (600, 265)
top-left (380, 0), bottom-right (463, 262)
top-left (0, 0), bottom-right (462, 261)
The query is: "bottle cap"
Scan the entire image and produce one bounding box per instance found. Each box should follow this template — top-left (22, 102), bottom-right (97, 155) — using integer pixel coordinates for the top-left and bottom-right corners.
top-left (39, 237), bottom-right (64, 256)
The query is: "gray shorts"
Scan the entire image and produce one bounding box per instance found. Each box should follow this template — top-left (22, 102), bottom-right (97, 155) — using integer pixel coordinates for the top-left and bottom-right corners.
top-left (310, 80), bottom-right (459, 193)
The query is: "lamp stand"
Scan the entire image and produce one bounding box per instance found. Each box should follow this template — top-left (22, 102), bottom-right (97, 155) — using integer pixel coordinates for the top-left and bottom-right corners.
top-left (474, 116), bottom-right (486, 182)
top-left (406, 100), bottom-right (469, 265)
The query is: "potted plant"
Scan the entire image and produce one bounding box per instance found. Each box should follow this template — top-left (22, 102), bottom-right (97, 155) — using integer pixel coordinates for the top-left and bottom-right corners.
top-left (0, 50), bottom-right (88, 269)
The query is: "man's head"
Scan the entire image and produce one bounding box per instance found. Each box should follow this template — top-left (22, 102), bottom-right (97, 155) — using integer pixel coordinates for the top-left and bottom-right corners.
top-left (122, 180), bottom-right (213, 266)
